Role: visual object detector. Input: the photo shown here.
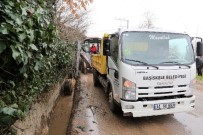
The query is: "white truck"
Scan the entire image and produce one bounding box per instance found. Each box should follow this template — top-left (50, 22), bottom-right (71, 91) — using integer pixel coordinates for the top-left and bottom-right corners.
top-left (91, 29), bottom-right (203, 117)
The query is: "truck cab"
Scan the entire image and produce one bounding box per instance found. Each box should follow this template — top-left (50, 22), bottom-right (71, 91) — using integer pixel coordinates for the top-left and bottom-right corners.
top-left (92, 29), bottom-right (203, 117)
top-left (79, 37), bottom-right (101, 74)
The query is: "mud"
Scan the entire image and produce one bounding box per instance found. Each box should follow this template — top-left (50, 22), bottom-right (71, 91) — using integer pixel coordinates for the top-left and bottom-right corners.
top-left (67, 74), bottom-right (99, 135)
top-left (49, 73), bottom-right (203, 135)
top-left (48, 94), bottom-right (73, 135)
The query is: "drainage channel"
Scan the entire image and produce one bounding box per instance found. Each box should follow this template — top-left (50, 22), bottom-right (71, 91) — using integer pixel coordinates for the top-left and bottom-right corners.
top-left (68, 74), bottom-right (100, 135)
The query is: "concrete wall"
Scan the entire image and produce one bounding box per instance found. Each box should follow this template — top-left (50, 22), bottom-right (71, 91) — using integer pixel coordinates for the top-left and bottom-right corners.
top-left (12, 83), bottom-right (61, 135)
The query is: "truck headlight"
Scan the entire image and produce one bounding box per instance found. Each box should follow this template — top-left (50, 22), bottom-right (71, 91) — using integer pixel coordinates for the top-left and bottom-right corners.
top-left (186, 78), bottom-right (196, 96)
top-left (122, 78), bottom-right (136, 100)
top-left (189, 78), bottom-right (196, 89)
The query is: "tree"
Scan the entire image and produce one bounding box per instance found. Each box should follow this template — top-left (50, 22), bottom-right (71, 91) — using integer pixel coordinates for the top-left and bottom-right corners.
top-left (0, 0), bottom-right (93, 134)
top-left (139, 11), bottom-right (156, 29)
top-left (56, 0), bottom-right (92, 42)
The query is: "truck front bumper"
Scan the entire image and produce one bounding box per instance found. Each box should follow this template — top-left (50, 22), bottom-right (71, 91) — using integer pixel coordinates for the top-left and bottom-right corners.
top-left (121, 96), bottom-right (195, 117)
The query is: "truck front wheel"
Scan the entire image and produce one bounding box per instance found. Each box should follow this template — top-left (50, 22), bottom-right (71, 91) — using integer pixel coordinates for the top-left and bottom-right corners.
top-left (108, 86), bottom-right (119, 113)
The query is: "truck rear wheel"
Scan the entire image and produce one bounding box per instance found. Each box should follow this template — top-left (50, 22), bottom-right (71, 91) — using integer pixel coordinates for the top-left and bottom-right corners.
top-left (93, 68), bottom-right (100, 86)
top-left (81, 61), bottom-right (87, 74)
top-left (83, 62), bottom-right (87, 74)
top-left (108, 86), bottom-right (119, 113)
top-left (79, 60), bottom-right (82, 71)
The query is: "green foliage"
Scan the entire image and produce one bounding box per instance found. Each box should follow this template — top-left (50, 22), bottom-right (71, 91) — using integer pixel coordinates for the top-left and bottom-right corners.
top-left (196, 75), bottom-right (203, 82)
top-left (0, 0), bottom-right (76, 134)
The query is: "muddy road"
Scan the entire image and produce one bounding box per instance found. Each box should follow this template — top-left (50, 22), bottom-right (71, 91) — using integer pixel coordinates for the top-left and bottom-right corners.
top-left (49, 73), bottom-right (203, 135)
top-left (78, 73), bottom-right (203, 135)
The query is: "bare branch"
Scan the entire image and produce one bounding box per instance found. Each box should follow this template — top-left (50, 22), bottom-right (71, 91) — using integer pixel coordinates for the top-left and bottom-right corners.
top-left (56, 0), bottom-right (92, 43)
top-left (139, 11), bottom-right (157, 29)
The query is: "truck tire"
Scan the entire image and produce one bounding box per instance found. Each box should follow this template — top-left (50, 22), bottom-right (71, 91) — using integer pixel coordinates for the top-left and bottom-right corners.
top-left (63, 79), bottom-right (72, 96)
top-left (93, 68), bottom-right (100, 86)
top-left (108, 86), bottom-right (119, 113)
top-left (83, 62), bottom-right (87, 74)
top-left (81, 61), bottom-right (87, 74)
top-left (104, 81), bottom-right (110, 97)
top-left (79, 60), bottom-right (82, 71)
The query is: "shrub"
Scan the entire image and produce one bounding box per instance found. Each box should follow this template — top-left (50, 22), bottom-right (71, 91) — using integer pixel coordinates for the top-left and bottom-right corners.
top-left (0, 0), bottom-right (76, 134)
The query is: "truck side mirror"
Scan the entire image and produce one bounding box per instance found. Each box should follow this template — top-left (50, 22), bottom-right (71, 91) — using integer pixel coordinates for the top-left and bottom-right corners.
top-left (103, 38), bottom-right (111, 56)
top-left (196, 42), bottom-right (203, 56)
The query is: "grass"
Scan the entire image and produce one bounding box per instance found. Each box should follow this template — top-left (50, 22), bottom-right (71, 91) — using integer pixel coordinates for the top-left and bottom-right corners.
top-left (196, 75), bottom-right (203, 82)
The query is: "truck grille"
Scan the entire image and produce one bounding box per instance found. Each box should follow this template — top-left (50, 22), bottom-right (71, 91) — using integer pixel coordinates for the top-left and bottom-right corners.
top-left (137, 84), bottom-right (189, 100)
top-left (154, 86), bottom-right (173, 89)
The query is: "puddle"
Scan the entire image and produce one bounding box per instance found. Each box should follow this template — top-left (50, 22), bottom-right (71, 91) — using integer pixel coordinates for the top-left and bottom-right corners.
top-left (174, 113), bottom-right (203, 135)
top-left (84, 107), bottom-right (100, 134)
top-left (48, 95), bottom-right (73, 135)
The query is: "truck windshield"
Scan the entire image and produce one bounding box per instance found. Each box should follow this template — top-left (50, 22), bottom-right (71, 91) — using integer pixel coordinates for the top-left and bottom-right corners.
top-left (81, 44), bottom-right (90, 53)
top-left (121, 31), bottom-right (195, 65)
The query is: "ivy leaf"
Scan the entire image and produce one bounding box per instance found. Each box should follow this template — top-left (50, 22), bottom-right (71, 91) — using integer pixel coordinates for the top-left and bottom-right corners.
top-left (0, 107), bottom-right (17, 116)
top-left (27, 29), bottom-right (34, 42)
top-left (4, 9), bottom-right (11, 14)
top-left (26, 51), bottom-right (32, 58)
top-left (8, 1), bottom-right (14, 6)
top-left (0, 115), bottom-right (16, 126)
top-left (20, 65), bottom-right (27, 74)
top-left (9, 13), bottom-right (23, 25)
top-left (30, 44), bottom-right (38, 51)
top-left (0, 27), bottom-right (9, 34)
top-left (8, 81), bottom-right (15, 88)
top-left (27, 18), bottom-right (33, 28)
top-left (18, 33), bottom-right (26, 42)
top-left (23, 73), bottom-right (28, 78)
top-left (34, 61), bottom-right (42, 71)
top-left (10, 46), bottom-right (20, 60)
top-left (16, 43), bottom-right (23, 53)
top-left (16, 110), bottom-right (25, 119)
top-left (76, 125), bottom-right (86, 132)
top-left (10, 104), bottom-right (18, 109)
top-left (16, 18), bottom-right (23, 25)
top-left (0, 41), bottom-right (7, 54)
top-left (33, 87), bottom-right (39, 90)
top-left (43, 17), bottom-right (50, 25)
top-left (21, 7), bottom-right (27, 16)
top-left (5, 17), bottom-right (14, 25)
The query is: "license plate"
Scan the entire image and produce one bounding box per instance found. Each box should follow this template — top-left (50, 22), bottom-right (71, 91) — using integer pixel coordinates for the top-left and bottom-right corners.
top-left (153, 102), bottom-right (175, 110)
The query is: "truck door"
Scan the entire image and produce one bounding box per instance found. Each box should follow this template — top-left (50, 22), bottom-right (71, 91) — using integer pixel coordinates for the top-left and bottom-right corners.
top-left (108, 35), bottom-right (120, 102)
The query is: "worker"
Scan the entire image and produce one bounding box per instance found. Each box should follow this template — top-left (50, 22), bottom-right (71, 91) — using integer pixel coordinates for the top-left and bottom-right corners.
top-left (90, 44), bottom-right (97, 54)
top-left (196, 56), bottom-right (203, 76)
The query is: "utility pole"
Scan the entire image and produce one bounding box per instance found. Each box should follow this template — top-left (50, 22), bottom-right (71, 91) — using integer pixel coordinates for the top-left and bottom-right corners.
top-left (115, 18), bottom-right (129, 29)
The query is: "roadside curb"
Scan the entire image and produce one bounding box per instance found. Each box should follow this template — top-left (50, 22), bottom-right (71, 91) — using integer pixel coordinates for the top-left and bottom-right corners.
top-left (67, 74), bottom-right (99, 135)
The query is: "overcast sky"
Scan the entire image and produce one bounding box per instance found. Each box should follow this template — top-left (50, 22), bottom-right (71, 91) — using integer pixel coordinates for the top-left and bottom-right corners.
top-left (86, 0), bottom-right (203, 38)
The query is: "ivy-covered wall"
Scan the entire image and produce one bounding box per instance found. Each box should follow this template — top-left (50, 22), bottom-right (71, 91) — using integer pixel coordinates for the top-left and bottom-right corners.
top-left (0, 0), bottom-right (75, 134)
